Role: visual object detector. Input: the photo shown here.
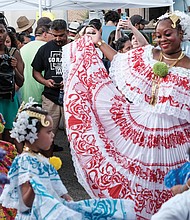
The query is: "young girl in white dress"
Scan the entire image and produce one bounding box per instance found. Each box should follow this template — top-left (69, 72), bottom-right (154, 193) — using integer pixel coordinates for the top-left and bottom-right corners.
top-left (0, 98), bottom-right (136, 220)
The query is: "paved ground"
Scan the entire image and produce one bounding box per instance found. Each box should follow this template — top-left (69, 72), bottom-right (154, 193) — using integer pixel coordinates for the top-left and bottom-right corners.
top-left (54, 129), bottom-right (90, 201)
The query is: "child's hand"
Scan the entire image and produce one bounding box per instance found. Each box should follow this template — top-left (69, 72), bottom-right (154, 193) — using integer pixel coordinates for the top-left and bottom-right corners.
top-left (61, 193), bottom-right (73, 202)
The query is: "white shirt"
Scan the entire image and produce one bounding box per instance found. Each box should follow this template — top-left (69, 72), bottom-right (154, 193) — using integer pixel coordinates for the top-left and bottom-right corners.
top-left (151, 190), bottom-right (190, 220)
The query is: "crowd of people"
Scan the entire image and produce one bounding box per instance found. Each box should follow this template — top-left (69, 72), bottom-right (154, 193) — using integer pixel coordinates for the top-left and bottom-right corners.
top-left (0, 9), bottom-right (190, 220)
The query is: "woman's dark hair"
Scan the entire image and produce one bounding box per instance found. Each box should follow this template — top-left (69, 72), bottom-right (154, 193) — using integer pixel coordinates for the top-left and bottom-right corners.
top-left (89, 19), bottom-right (102, 31)
top-left (76, 24), bottom-right (85, 34)
top-left (115, 36), bottom-right (130, 51)
top-left (17, 32), bottom-right (30, 44)
top-left (6, 30), bottom-right (18, 48)
top-left (104, 10), bottom-right (120, 24)
top-left (108, 30), bottom-right (125, 50)
top-left (108, 30), bottom-right (116, 49)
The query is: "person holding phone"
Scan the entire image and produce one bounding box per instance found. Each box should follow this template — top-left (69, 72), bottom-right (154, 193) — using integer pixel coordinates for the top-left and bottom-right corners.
top-left (115, 18), bottom-right (148, 49)
top-left (130, 14), bottom-right (150, 43)
top-left (32, 19), bottom-right (68, 157)
top-left (101, 10), bottom-right (120, 44)
top-left (130, 14), bottom-right (149, 31)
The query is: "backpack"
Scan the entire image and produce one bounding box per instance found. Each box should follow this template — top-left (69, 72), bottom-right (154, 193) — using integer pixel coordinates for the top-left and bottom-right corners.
top-left (0, 47), bottom-right (16, 101)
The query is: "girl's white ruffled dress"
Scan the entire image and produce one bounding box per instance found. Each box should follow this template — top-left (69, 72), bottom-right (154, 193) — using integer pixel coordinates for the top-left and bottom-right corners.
top-left (62, 36), bottom-right (190, 220)
top-left (0, 152), bottom-right (136, 220)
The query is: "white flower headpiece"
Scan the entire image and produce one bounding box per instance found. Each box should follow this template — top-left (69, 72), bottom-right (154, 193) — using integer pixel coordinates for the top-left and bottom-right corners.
top-left (158, 10), bottom-right (190, 41)
top-left (10, 97), bottom-right (49, 144)
top-left (18, 97), bottom-right (39, 113)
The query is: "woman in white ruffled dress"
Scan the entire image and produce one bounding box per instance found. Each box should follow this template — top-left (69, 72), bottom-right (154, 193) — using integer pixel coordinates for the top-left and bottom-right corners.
top-left (62, 11), bottom-right (190, 219)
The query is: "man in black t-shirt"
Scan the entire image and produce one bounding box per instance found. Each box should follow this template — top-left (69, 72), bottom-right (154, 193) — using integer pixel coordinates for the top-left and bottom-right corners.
top-left (32, 19), bottom-right (68, 157)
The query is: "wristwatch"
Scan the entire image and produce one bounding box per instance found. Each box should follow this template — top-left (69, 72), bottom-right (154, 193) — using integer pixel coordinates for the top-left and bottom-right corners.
top-left (96, 40), bottom-right (105, 48)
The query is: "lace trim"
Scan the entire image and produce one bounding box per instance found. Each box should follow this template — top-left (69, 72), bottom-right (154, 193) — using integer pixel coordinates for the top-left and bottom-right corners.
top-left (1, 154), bottom-right (67, 210)
top-left (110, 45), bottom-right (190, 122)
top-left (62, 43), bottom-right (71, 87)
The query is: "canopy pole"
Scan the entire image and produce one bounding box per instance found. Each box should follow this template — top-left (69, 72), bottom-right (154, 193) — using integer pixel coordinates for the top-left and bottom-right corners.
top-left (39, 0), bottom-right (42, 18)
top-left (169, 5), bottom-right (174, 12)
top-left (169, 0), bottom-right (174, 12)
top-left (63, 10), bottom-right (68, 23)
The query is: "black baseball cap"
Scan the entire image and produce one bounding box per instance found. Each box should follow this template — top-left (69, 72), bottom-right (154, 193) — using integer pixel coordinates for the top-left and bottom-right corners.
top-left (130, 15), bottom-right (149, 26)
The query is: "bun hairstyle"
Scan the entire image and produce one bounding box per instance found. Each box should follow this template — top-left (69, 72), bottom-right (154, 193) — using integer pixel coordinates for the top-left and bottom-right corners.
top-left (104, 10), bottom-right (120, 24)
top-left (89, 19), bottom-right (102, 31)
top-left (10, 98), bottom-right (50, 144)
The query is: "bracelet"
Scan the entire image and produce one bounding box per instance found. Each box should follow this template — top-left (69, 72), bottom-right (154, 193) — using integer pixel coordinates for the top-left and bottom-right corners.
top-left (96, 40), bottom-right (105, 48)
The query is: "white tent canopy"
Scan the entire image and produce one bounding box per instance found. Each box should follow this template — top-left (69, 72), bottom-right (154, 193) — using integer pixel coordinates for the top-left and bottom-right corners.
top-left (0, 0), bottom-right (174, 11)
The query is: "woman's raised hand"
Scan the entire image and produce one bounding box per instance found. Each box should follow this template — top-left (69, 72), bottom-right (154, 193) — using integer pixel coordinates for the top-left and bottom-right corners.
top-left (86, 27), bottom-right (102, 45)
top-left (117, 19), bottom-right (128, 30)
top-left (127, 18), bottom-right (134, 30)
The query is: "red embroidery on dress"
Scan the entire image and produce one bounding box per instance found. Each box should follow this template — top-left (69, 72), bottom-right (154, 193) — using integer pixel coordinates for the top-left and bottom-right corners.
top-left (65, 39), bottom-right (187, 219)
top-left (110, 99), bottom-right (189, 149)
top-left (124, 48), bottom-right (190, 115)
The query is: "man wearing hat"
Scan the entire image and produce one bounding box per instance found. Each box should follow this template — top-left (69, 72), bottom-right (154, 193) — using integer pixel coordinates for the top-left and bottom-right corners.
top-left (130, 14), bottom-right (150, 43)
top-left (68, 21), bottom-right (80, 42)
top-left (130, 14), bottom-right (149, 31)
top-left (16, 16), bottom-right (35, 41)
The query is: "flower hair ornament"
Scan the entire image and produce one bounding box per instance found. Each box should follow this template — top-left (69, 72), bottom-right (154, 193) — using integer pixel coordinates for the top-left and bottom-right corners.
top-left (10, 97), bottom-right (50, 144)
top-left (157, 10), bottom-right (190, 41)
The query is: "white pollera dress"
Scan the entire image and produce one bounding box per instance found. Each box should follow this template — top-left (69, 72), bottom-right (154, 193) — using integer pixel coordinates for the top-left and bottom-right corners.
top-left (62, 36), bottom-right (190, 219)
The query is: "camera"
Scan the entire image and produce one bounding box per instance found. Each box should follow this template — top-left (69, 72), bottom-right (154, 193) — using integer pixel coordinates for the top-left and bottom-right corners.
top-left (0, 54), bottom-right (12, 72)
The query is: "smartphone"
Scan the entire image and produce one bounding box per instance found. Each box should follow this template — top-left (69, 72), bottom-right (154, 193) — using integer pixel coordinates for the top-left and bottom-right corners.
top-left (121, 12), bottom-right (128, 21)
top-left (54, 83), bottom-right (61, 88)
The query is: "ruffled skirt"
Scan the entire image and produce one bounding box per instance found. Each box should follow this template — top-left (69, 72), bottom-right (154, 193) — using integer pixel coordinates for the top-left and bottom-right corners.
top-left (13, 178), bottom-right (136, 220)
top-left (63, 37), bottom-right (190, 219)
